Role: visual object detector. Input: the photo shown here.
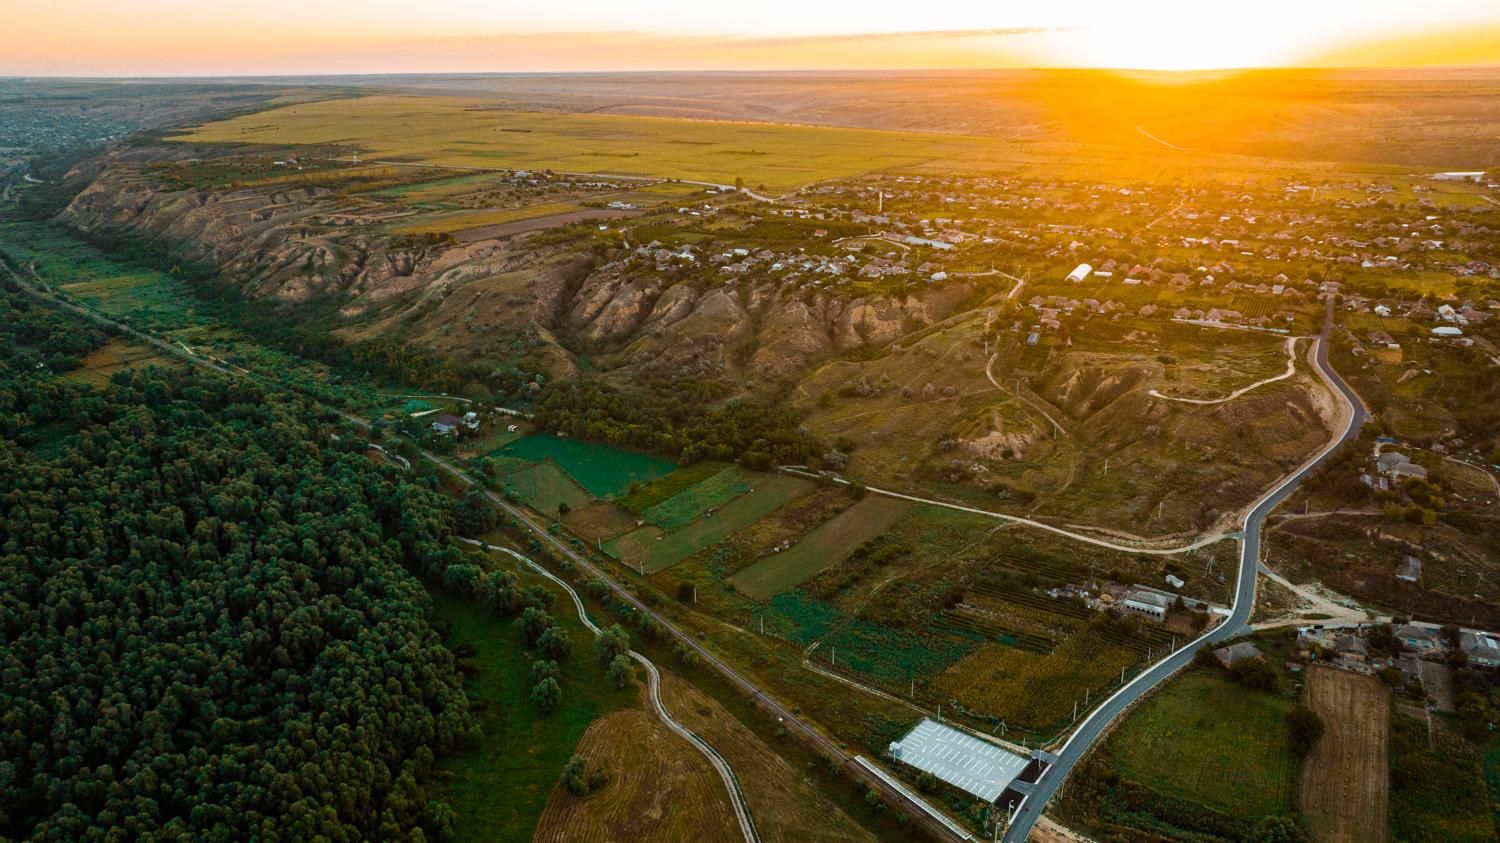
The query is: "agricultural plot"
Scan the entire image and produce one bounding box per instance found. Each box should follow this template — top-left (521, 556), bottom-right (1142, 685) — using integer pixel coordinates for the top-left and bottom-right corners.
top-left (760, 592), bottom-right (973, 688)
top-left (641, 465), bottom-right (752, 530)
top-left (492, 434), bottom-right (675, 498)
top-left (1, 222), bottom-right (200, 329)
top-left (930, 633), bottom-right (1138, 733)
top-left (65, 339), bottom-right (174, 386)
top-left (392, 202), bottom-right (580, 235)
top-left (731, 496), bottom-right (913, 600)
top-left (1300, 665), bottom-right (1389, 843)
top-left (531, 708), bottom-right (739, 843)
top-left (173, 95), bottom-right (991, 194)
top-left (1389, 714), bottom-right (1495, 843)
top-left (1104, 670), bottom-right (1297, 819)
top-left (503, 463), bottom-right (593, 516)
top-left (616, 460), bottom-right (729, 515)
top-left (605, 475), bottom-right (812, 573)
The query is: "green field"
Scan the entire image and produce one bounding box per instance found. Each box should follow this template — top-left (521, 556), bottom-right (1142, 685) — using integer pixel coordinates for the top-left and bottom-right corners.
top-left (491, 434), bottom-right (675, 498)
top-left (641, 465), bottom-right (752, 530)
top-left (731, 495), bottom-right (913, 600)
top-left (504, 462), bottom-right (593, 516)
top-left (1104, 670), bottom-right (1296, 819)
top-left (1, 222), bottom-right (200, 329)
top-left (605, 474), bottom-right (813, 573)
top-left (172, 95), bottom-right (989, 194)
top-left (615, 461), bottom-right (729, 515)
top-left (430, 587), bottom-right (634, 843)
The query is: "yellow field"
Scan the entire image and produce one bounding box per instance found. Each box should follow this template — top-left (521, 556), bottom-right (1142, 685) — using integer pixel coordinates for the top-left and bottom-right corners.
top-left (393, 202), bottom-right (580, 235)
top-left (171, 95), bottom-right (987, 193)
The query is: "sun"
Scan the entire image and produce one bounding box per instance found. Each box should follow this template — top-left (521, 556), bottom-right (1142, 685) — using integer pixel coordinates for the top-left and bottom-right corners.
top-left (1056, 16), bottom-right (1299, 70)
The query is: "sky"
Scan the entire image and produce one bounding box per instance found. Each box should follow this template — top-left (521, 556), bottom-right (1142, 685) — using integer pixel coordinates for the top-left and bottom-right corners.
top-left (4, 0), bottom-right (1500, 76)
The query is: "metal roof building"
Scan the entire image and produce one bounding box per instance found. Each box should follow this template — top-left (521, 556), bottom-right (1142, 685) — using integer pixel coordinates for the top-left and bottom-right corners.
top-left (887, 719), bottom-right (1028, 803)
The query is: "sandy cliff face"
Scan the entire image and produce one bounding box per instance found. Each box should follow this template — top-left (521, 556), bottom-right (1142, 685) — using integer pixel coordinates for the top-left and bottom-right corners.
top-left (60, 159), bottom-right (980, 386)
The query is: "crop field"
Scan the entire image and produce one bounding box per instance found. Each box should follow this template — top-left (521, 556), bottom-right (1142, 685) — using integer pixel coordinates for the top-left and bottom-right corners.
top-left (1, 222), bottom-right (200, 329)
top-left (1300, 665), bottom-right (1389, 843)
top-left (930, 633), bottom-right (1138, 732)
top-left (65, 339), bottom-right (174, 385)
top-left (392, 201), bottom-right (581, 235)
top-left (491, 434), bottom-right (675, 498)
top-left (1104, 670), bottom-right (1296, 819)
top-left (616, 461), bottom-right (729, 514)
top-left (1389, 714), bottom-right (1495, 843)
top-left (605, 475), bottom-right (813, 573)
top-left (503, 462), bottom-right (593, 515)
top-left (531, 708), bottom-right (738, 843)
top-left (731, 496), bottom-right (913, 600)
top-left (171, 95), bottom-right (991, 194)
top-left (641, 465), bottom-right (752, 530)
top-left (760, 591), bottom-right (973, 688)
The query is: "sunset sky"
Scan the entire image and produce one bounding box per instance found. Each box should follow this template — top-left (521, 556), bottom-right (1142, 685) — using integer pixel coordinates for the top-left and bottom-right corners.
top-left (4, 0), bottom-right (1499, 76)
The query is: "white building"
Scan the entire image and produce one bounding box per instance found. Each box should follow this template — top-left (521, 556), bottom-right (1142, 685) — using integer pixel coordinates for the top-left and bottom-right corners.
top-left (887, 719), bottom-right (1029, 804)
top-left (1066, 263), bottom-right (1093, 283)
top-left (1123, 589), bottom-right (1169, 620)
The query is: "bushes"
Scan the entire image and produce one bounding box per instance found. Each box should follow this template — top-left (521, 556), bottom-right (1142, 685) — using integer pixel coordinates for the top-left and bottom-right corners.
top-left (606, 654), bottom-right (636, 689)
top-left (1286, 704), bottom-right (1324, 757)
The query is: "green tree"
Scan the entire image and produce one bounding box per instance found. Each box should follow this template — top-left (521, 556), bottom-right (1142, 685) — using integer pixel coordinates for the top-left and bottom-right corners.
top-left (606, 654), bottom-right (635, 689)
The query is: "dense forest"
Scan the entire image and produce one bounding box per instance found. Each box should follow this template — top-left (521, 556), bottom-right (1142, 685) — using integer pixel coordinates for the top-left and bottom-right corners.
top-left (0, 281), bottom-right (479, 841)
top-left (533, 377), bottom-right (822, 468)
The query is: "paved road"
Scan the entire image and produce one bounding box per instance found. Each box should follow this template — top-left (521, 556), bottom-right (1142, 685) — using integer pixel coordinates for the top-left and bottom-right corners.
top-left (1000, 295), bottom-right (1366, 842)
top-left (460, 539), bottom-right (761, 843)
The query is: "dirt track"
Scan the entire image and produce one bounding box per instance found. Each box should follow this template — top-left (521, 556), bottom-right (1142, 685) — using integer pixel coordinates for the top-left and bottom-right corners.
top-left (1300, 665), bottom-right (1390, 843)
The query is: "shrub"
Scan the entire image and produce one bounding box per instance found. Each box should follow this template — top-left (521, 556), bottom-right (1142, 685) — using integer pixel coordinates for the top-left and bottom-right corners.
top-left (1287, 704), bottom-right (1324, 756)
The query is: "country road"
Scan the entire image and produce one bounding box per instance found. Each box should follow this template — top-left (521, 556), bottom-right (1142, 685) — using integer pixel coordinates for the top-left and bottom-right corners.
top-left (459, 539), bottom-right (761, 843)
top-left (999, 294), bottom-right (1366, 842)
top-left (780, 466), bottom-right (1228, 556)
top-left (10, 253), bottom-right (1369, 843)
top-left (1148, 335), bottom-right (1307, 404)
top-left (4, 257), bottom-right (971, 843)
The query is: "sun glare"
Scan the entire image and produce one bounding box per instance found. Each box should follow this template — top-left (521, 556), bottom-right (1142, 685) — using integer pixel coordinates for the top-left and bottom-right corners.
top-left (1057, 17), bottom-right (1297, 71)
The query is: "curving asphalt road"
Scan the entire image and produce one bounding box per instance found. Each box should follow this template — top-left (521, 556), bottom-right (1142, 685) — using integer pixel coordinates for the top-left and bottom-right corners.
top-left (999, 296), bottom-right (1366, 842)
top-left (459, 538), bottom-right (762, 843)
top-left (14, 255), bottom-right (1370, 843)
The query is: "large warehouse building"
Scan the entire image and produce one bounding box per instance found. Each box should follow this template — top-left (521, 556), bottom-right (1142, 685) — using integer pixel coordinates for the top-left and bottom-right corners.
top-left (887, 719), bottom-right (1031, 804)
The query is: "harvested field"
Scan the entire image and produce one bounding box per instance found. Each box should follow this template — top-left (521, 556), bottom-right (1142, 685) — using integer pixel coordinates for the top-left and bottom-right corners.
top-left (658, 672), bottom-right (880, 843)
top-left (393, 201), bottom-right (579, 235)
top-left (1300, 665), bottom-right (1389, 843)
top-left (642, 466), bottom-right (752, 530)
top-left (561, 501), bottom-right (640, 542)
top-left (605, 475), bottom-right (813, 573)
top-left (505, 463), bottom-right (593, 515)
top-left (65, 339), bottom-right (173, 385)
top-left (531, 708), bottom-right (738, 843)
top-left (450, 208), bottom-right (637, 242)
top-left (731, 496), bottom-right (913, 600)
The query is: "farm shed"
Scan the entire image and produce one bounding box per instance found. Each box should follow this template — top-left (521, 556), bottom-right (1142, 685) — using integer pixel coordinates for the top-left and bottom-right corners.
top-left (887, 719), bottom-right (1028, 804)
top-left (1214, 642), bottom-right (1263, 669)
